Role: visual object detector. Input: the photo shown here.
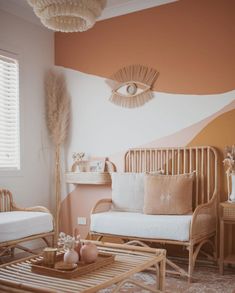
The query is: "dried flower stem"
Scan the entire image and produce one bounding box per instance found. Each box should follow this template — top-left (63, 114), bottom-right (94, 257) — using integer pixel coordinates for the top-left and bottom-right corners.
top-left (223, 144), bottom-right (235, 173)
top-left (223, 145), bottom-right (235, 200)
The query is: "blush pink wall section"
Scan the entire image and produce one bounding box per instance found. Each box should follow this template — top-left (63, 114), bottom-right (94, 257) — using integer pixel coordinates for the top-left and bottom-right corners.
top-left (60, 185), bottom-right (112, 237)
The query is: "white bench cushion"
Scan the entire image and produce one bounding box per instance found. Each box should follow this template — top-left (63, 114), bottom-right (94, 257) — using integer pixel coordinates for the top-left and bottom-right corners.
top-left (0, 211), bottom-right (53, 243)
top-left (91, 211), bottom-right (193, 241)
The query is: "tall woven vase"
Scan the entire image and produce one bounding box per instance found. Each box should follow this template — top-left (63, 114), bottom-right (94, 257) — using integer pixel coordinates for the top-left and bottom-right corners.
top-left (45, 69), bottom-right (70, 240)
top-left (229, 172), bottom-right (235, 202)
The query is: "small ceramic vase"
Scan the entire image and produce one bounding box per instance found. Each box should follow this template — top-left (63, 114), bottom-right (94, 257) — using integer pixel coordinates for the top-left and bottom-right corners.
top-left (229, 172), bottom-right (235, 202)
top-left (80, 242), bottom-right (98, 264)
top-left (64, 248), bottom-right (79, 265)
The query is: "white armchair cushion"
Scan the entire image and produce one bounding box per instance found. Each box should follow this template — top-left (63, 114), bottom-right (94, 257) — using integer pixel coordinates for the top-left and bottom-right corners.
top-left (0, 211), bottom-right (53, 243)
top-left (111, 172), bottom-right (145, 212)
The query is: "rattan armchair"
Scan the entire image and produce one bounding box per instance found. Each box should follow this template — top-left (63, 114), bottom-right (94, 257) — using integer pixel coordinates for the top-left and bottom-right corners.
top-left (0, 189), bottom-right (55, 259)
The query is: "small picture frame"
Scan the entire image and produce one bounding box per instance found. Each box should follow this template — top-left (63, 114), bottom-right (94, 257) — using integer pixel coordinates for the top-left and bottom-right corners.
top-left (89, 158), bottom-right (106, 172)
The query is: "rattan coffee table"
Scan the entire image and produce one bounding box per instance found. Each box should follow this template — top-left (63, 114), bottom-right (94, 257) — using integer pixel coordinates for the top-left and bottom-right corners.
top-left (0, 241), bottom-right (166, 293)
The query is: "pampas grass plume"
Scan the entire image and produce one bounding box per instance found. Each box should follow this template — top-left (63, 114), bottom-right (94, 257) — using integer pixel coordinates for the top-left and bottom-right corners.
top-left (45, 69), bottom-right (70, 145)
top-left (45, 69), bottom-right (70, 239)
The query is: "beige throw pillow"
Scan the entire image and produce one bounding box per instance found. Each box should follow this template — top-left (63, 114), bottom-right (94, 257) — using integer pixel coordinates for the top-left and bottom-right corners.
top-left (144, 173), bottom-right (194, 215)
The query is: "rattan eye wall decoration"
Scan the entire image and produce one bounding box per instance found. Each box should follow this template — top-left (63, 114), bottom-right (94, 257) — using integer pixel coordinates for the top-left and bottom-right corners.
top-left (108, 64), bottom-right (159, 108)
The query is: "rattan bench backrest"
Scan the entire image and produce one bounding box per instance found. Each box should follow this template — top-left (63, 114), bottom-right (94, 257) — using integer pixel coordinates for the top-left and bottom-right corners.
top-left (124, 146), bottom-right (218, 209)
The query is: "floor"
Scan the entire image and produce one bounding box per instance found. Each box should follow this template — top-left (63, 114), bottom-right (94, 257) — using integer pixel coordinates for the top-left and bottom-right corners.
top-left (100, 263), bottom-right (235, 293)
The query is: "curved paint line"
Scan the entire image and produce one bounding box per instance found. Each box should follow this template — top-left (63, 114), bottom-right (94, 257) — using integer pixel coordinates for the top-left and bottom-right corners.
top-left (61, 66), bottom-right (235, 158)
top-left (108, 99), bottom-right (235, 171)
top-left (142, 99), bottom-right (235, 148)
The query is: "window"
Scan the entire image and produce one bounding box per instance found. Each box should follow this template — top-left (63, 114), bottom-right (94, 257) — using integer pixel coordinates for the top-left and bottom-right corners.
top-left (0, 52), bottom-right (20, 170)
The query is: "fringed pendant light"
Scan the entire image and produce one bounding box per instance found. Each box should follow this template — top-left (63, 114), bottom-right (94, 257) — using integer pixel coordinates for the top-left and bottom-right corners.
top-left (27, 0), bottom-right (107, 32)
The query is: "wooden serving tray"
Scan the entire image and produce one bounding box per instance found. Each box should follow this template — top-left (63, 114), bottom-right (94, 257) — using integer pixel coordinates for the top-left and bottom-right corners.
top-left (31, 252), bottom-right (115, 279)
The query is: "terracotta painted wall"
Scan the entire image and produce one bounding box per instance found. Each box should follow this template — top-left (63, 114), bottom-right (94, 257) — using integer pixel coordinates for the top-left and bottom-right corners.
top-left (55, 0), bottom-right (235, 94)
top-left (55, 0), bottom-right (235, 244)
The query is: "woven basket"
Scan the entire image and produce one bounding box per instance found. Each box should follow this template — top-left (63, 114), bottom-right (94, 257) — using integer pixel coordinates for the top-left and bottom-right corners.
top-left (223, 204), bottom-right (235, 220)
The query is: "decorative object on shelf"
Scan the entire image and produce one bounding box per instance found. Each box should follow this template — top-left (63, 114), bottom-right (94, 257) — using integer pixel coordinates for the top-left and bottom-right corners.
top-left (223, 145), bottom-right (235, 202)
top-left (66, 158), bottom-right (116, 184)
top-left (80, 242), bottom-right (98, 264)
top-left (45, 69), bottom-right (71, 239)
top-left (71, 152), bottom-right (89, 172)
top-left (88, 157), bottom-right (106, 172)
top-left (27, 0), bottom-right (107, 33)
top-left (105, 160), bottom-right (117, 173)
top-left (71, 155), bottom-right (107, 172)
top-left (108, 64), bottom-right (159, 108)
top-left (72, 152), bottom-right (85, 161)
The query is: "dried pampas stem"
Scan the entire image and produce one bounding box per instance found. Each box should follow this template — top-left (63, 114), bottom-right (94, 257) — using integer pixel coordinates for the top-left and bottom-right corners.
top-left (109, 64), bottom-right (159, 108)
top-left (45, 69), bottom-right (70, 240)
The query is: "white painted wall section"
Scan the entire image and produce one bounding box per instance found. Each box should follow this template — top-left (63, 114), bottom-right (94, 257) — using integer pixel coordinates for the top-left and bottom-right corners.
top-left (0, 10), bottom-right (54, 209)
top-left (62, 67), bottom-right (235, 162)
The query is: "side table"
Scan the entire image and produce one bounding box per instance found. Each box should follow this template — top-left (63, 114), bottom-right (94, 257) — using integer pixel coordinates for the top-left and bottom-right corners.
top-left (219, 201), bottom-right (235, 274)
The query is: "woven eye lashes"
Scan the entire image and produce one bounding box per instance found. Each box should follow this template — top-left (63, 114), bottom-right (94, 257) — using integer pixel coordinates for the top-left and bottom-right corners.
top-left (108, 64), bottom-right (159, 108)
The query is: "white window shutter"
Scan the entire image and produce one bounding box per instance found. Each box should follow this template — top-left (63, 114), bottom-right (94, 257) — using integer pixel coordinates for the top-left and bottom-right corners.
top-left (0, 53), bottom-right (20, 170)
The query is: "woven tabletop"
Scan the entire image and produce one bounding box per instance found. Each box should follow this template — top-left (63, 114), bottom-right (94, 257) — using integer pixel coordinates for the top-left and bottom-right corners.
top-left (0, 241), bottom-right (166, 293)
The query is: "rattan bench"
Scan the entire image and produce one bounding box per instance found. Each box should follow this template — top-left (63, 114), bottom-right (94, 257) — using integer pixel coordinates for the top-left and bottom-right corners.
top-left (0, 189), bottom-right (55, 259)
top-left (90, 146), bottom-right (219, 282)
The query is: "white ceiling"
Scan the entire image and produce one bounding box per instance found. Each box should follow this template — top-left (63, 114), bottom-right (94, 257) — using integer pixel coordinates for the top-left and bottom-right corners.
top-left (100, 0), bottom-right (178, 20)
top-left (0, 0), bottom-right (178, 28)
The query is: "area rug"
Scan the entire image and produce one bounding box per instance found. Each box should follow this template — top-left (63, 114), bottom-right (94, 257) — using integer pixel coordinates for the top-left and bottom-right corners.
top-left (100, 264), bottom-right (235, 293)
